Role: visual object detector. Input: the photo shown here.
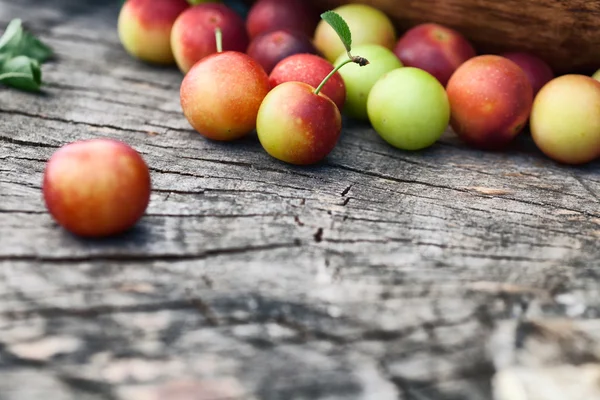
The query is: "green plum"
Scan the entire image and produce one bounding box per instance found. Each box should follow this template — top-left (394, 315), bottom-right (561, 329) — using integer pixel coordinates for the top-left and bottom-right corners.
top-left (334, 44), bottom-right (403, 120)
top-left (367, 67), bottom-right (450, 150)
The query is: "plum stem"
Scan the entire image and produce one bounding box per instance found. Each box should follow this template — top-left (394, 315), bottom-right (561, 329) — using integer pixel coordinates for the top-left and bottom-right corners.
top-left (314, 56), bottom-right (369, 95)
top-left (215, 27), bottom-right (223, 53)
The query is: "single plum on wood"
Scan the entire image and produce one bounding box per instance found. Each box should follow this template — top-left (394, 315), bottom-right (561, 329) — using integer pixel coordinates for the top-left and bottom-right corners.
top-left (530, 74), bottom-right (600, 165)
top-left (171, 3), bottom-right (248, 73)
top-left (501, 51), bottom-right (555, 95)
top-left (269, 53), bottom-right (346, 111)
top-left (314, 4), bottom-right (396, 63)
top-left (246, 0), bottom-right (319, 39)
top-left (246, 29), bottom-right (317, 74)
top-left (180, 30), bottom-right (270, 141)
top-left (118, 0), bottom-right (189, 64)
top-left (393, 22), bottom-right (476, 86)
top-left (446, 55), bottom-right (533, 150)
top-left (43, 138), bottom-right (151, 238)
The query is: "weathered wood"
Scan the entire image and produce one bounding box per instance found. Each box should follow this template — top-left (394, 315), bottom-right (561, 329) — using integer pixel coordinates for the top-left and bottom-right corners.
top-left (1, 1), bottom-right (599, 399)
top-left (311, 0), bottom-right (600, 74)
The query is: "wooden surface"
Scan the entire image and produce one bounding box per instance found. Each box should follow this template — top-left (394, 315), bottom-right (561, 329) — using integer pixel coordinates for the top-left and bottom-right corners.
top-left (1, 1), bottom-right (600, 399)
top-left (312, 0), bottom-right (600, 74)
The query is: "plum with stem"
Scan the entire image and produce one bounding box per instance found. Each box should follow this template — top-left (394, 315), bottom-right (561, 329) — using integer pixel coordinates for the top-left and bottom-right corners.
top-left (180, 28), bottom-right (270, 140)
top-left (334, 43), bottom-right (403, 120)
top-left (171, 2), bottom-right (249, 73)
top-left (257, 11), bottom-right (369, 165)
top-left (268, 53), bottom-right (346, 111)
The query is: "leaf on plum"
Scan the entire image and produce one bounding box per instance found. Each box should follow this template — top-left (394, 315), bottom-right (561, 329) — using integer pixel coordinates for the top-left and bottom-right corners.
top-left (320, 11), bottom-right (352, 53)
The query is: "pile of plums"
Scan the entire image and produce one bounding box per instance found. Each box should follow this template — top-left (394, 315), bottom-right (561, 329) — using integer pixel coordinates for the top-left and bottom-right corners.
top-left (41, 0), bottom-right (600, 238)
top-left (116, 0), bottom-right (600, 166)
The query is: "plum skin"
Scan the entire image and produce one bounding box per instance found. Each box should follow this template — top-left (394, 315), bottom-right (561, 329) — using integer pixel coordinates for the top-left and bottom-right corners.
top-left (180, 51), bottom-right (271, 141)
top-left (502, 52), bottom-right (555, 95)
top-left (530, 74), bottom-right (600, 165)
top-left (256, 82), bottom-right (342, 165)
top-left (246, 29), bottom-right (317, 74)
top-left (334, 44), bottom-right (403, 121)
top-left (446, 55), bottom-right (533, 150)
top-left (118, 0), bottom-right (189, 64)
top-left (393, 22), bottom-right (476, 87)
top-left (42, 138), bottom-right (151, 238)
top-left (246, 0), bottom-right (318, 39)
top-left (170, 3), bottom-right (249, 74)
top-left (367, 67), bottom-right (450, 151)
top-left (268, 53), bottom-right (346, 112)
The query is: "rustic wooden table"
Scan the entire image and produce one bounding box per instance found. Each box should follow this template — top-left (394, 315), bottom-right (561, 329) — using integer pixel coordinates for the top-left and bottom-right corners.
top-left (1, 1), bottom-right (599, 399)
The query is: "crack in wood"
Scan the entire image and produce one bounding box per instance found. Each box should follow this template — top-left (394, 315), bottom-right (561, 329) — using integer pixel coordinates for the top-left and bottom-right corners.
top-left (0, 242), bottom-right (301, 264)
top-left (341, 184), bottom-right (353, 196)
top-left (313, 228), bottom-right (324, 243)
top-left (573, 174), bottom-right (600, 204)
top-left (0, 108), bottom-right (167, 137)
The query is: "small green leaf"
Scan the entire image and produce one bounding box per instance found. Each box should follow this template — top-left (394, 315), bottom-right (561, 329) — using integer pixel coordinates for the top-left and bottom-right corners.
top-left (19, 30), bottom-right (53, 63)
top-left (0, 19), bottom-right (24, 52)
top-left (0, 55), bottom-right (42, 91)
top-left (0, 18), bottom-right (53, 63)
top-left (320, 11), bottom-right (352, 53)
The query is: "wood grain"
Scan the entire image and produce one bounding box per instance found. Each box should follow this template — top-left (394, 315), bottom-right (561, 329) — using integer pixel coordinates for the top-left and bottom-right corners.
top-left (310, 0), bottom-right (600, 74)
top-left (0, 1), bottom-right (599, 399)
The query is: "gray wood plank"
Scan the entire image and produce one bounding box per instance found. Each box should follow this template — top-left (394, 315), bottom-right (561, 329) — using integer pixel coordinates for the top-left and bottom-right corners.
top-left (0, 0), bottom-right (599, 399)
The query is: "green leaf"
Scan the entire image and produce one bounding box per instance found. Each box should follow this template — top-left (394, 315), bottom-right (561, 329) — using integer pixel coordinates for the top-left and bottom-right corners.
top-left (320, 11), bottom-right (352, 53)
top-left (0, 19), bottom-right (24, 52)
top-left (19, 30), bottom-right (53, 62)
top-left (0, 18), bottom-right (53, 63)
top-left (0, 55), bottom-right (42, 91)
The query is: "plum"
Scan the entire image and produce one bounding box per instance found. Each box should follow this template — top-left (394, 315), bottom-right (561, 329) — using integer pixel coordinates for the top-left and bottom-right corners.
top-left (530, 74), bottom-right (600, 164)
top-left (268, 53), bottom-right (346, 111)
top-left (170, 3), bottom-right (249, 73)
top-left (393, 22), bottom-right (476, 86)
top-left (367, 67), bottom-right (450, 150)
top-left (118, 0), bottom-right (189, 64)
top-left (256, 81), bottom-right (341, 165)
top-left (43, 138), bottom-right (151, 238)
top-left (501, 51), bottom-right (555, 95)
top-left (334, 43), bottom-right (403, 120)
top-left (246, 0), bottom-right (319, 39)
top-left (246, 29), bottom-right (317, 74)
top-left (446, 55), bottom-right (533, 150)
top-left (180, 30), bottom-right (271, 141)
